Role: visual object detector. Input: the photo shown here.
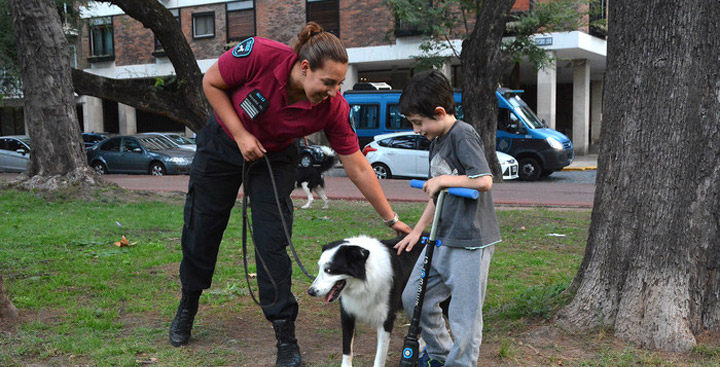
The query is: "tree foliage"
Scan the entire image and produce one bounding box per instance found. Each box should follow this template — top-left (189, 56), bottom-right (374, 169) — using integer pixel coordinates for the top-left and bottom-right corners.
top-left (384, 0), bottom-right (591, 71)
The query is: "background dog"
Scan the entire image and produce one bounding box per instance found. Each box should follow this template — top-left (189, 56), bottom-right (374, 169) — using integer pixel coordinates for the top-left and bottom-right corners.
top-left (296, 146), bottom-right (338, 209)
top-left (307, 234), bottom-right (426, 367)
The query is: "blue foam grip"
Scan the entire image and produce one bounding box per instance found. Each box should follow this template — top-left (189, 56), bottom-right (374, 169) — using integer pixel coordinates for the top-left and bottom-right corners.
top-left (409, 180), bottom-right (479, 200)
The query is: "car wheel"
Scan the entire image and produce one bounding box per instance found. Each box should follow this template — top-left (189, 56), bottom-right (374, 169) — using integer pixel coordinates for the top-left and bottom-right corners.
top-left (92, 161), bottom-right (107, 175)
top-left (150, 162), bottom-right (167, 176)
top-left (518, 157), bottom-right (542, 181)
top-left (299, 153), bottom-right (313, 168)
top-left (372, 163), bottom-right (391, 179)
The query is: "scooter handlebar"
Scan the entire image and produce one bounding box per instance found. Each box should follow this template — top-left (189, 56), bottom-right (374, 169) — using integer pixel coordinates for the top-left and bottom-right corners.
top-left (409, 179), bottom-right (479, 200)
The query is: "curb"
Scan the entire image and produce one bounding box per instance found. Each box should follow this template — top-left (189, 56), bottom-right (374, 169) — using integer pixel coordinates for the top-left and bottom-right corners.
top-left (562, 166), bottom-right (597, 171)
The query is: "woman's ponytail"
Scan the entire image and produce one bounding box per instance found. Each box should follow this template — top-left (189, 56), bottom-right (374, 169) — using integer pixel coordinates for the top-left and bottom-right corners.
top-left (293, 22), bottom-right (348, 70)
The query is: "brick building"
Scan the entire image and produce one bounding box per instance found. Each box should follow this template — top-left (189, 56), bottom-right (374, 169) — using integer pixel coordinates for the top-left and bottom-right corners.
top-left (74, 0), bottom-right (606, 155)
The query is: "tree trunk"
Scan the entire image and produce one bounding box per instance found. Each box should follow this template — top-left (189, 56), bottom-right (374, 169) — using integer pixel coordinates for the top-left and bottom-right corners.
top-left (0, 270), bottom-right (18, 319)
top-left (8, 0), bottom-right (98, 188)
top-left (556, 0), bottom-right (720, 352)
top-left (83, 0), bottom-right (211, 132)
top-left (460, 0), bottom-right (515, 181)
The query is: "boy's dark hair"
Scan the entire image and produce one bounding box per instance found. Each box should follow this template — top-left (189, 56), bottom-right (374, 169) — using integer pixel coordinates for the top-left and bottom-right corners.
top-left (399, 70), bottom-right (455, 119)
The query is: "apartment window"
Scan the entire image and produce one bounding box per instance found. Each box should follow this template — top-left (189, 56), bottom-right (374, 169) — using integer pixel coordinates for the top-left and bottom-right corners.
top-left (88, 17), bottom-right (113, 60)
top-left (227, 1), bottom-right (255, 42)
top-left (192, 12), bottom-right (215, 39)
top-left (155, 9), bottom-right (180, 52)
top-left (394, 17), bottom-right (423, 37)
top-left (589, 0), bottom-right (607, 38)
top-left (306, 0), bottom-right (339, 37)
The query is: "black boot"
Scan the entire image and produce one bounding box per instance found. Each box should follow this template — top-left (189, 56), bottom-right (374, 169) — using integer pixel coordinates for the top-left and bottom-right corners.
top-left (272, 319), bottom-right (302, 367)
top-left (168, 289), bottom-right (201, 347)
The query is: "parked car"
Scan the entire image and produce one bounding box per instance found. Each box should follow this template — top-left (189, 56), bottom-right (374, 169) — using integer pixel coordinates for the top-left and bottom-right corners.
top-left (86, 135), bottom-right (194, 176)
top-left (139, 132), bottom-right (196, 151)
top-left (297, 138), bottom-right (335, 168)
top-left (362, 132), bottom-right (519, 180)
top-left (0, 135), bottom-right (31, 173)
top-left (81, 132), bottom-right (108, 149)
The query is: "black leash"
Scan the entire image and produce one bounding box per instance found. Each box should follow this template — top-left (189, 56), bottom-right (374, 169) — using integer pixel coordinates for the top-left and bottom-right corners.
top-left (241, 154), bottom-right (316, 308)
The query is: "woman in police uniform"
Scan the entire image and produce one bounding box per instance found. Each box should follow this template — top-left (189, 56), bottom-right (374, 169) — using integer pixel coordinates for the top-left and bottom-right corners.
top-left (168, 22), bottom-right (411, 366)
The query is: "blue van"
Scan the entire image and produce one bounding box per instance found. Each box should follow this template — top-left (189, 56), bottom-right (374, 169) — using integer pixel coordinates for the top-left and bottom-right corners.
top-left (343, 88), bottom-right (574, 180)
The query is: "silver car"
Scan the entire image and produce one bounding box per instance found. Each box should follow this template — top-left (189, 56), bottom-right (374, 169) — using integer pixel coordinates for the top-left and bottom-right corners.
top-left (0, 135), bottom-right (31, 173)
top-left (138, 132), bottom-right (196, 151)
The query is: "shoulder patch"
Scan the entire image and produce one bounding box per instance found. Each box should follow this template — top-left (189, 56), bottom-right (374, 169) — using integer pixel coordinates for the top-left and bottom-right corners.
top-left (232, 37), bottom-right (255, 58)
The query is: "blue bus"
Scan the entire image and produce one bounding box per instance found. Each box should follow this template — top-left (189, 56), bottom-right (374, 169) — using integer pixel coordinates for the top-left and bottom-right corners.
top-left (343, 88), bottom-right (574, 180)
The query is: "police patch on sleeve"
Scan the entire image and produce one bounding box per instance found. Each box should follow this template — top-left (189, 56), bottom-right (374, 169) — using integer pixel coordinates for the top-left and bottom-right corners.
top-left (232, 37), bottom-right (255, 58)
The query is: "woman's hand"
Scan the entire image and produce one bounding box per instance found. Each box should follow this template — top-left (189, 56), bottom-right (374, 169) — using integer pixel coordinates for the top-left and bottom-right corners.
top-left (393, 230), bottom-right (422, 255)
top-left (235, 133), bottom-right (266, 162)
top-left (390, 220), bottom-right (412, 237)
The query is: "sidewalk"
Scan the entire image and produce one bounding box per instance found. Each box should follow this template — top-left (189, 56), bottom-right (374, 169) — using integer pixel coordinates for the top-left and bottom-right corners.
top-left (563, 153), bottom-right (598, 171)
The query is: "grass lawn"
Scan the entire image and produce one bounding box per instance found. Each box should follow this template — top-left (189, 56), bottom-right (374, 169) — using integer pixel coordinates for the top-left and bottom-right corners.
top-left (0, 187), bottom-right (718, 366)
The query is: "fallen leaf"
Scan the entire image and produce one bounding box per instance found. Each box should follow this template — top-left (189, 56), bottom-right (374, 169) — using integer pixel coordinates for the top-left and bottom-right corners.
top-left (114, 235), bottom-right (130, 247)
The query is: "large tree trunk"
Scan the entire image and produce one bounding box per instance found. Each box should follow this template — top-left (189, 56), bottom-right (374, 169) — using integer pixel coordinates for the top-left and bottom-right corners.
top-left (74, 0), bottom-right (211, 132)
top-left (8, 0), bottom-right (98, 188)
top-left (0, 270), bottom-right (18, 320)
top-left (556, 0), bottom-right (720, 352)
top-left (460, 0), bottom-right (515, 181)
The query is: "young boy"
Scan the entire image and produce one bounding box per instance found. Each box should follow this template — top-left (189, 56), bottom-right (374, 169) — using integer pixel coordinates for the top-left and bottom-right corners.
top-left (394, 70), bottom-right (501, 367)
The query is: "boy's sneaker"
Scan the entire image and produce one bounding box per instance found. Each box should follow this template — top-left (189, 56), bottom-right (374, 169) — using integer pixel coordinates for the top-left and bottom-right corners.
top-left (418, 348), bottom-right (445, 367)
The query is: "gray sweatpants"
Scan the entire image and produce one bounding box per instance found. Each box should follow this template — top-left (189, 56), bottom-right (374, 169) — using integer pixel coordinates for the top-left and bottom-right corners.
top-left (402, 245), bottom-right (494, 367)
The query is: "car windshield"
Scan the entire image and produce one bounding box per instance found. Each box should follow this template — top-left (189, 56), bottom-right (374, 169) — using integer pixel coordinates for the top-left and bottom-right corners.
top-left (165, 134), bottom-right (195, 145)
top-left (139, 136), bottom-right (175, 150)
top-left (18, 137), bottom-right (31, 148)
top-left (508, 96), bottom-right (545, 129)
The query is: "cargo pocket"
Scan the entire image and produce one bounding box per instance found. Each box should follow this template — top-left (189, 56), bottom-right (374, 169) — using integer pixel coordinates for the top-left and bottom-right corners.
top-left (183, 183), bottom-right (195, 230)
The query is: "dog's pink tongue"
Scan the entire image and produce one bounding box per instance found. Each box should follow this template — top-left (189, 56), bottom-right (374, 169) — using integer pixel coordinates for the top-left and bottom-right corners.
top-left (324, 292), bottom-right (332, 305)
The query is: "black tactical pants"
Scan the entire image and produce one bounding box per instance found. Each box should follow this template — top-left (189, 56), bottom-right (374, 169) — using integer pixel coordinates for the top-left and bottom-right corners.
top-left (179, 115), bottom-right (299, 321)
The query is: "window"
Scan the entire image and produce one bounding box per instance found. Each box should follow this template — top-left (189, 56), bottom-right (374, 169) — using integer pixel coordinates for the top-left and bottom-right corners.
top-left (88, 17), bottom-right (113, 60)
top-left (394, 16), bottom-right (423, 37)
top-left (349, 105), bottom-right (379, 130)
top-left (192, 12), bottom-right (215, 39)
top-left (386, 105), bottom-right (412, 130)
top-left (100, 138), bottom-right (121, 152)
top-left (306, 0), bottom-right (339, 37)
top-left (122, 138), bottom-right (142, 152)
top-left (388, 136), bottom-right (417, 150)
top-left (155, 9), bottom-right (180, 52)
top-left (227, 1), bottom-right (255, 42)
top-left (589, 0), bottom-right (607, 38)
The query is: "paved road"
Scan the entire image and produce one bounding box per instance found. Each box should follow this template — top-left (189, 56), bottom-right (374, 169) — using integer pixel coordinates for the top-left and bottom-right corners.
top-left (0, 172), bottom-right (596, 208)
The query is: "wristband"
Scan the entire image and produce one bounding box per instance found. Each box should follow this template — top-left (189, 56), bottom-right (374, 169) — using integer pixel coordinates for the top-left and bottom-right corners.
top-left (384, 212), bottom-right (399, 227)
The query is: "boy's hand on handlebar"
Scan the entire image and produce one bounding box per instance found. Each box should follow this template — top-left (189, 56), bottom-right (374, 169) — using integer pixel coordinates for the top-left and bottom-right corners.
top-left (423, 176), bottom-right (444, 198)
top-left (394, 230), bottom-right (422, 255)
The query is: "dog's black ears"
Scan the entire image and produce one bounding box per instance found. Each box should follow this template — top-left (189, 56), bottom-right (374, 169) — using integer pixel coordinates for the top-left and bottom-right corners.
top-left (336, 245), bottom-right (369, 280)
top-left (322, 240), bottom-right (348, 252)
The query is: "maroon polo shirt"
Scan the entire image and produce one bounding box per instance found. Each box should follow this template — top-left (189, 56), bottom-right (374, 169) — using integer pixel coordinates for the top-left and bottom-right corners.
top-left (216, 37), bottom-right (358, 155)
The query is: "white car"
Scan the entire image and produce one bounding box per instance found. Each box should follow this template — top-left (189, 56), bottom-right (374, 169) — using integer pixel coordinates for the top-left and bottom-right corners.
top-left (362, 131), bottom-right (519, 180)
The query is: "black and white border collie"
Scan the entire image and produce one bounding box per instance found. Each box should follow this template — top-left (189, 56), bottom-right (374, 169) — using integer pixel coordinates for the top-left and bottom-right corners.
top-left (308, 235), bottom-right (425, 367)
top-left (296, 146), bottom-right (338, 209)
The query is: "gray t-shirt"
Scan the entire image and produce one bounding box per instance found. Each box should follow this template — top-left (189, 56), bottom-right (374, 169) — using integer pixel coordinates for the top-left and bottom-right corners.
top-left (428, 120), bottom-right (501, 248)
